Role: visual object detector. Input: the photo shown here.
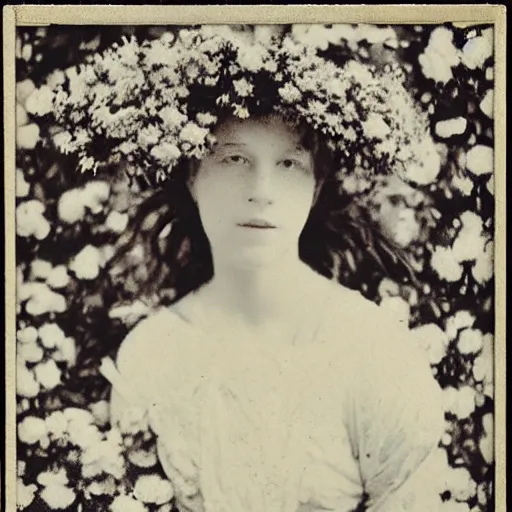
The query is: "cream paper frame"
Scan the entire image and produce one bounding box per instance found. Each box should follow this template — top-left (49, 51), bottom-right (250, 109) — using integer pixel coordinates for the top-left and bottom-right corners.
top-left (3, 5), bottom-right (506, 512)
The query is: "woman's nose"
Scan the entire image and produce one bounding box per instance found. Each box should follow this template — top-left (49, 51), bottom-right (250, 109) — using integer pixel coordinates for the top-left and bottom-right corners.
top-left (247, 167), bottom-right (274, 205)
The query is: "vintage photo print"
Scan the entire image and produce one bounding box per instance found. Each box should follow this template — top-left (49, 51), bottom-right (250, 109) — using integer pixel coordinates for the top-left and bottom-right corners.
top-left (4, 5), bottom-right (506, 512)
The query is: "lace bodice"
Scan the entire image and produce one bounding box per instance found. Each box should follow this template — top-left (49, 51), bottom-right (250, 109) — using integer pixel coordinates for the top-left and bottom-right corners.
top-left (102, 288), bottom-right (445, 512)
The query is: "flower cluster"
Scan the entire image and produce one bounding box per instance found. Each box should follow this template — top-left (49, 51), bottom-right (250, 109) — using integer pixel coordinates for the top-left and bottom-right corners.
top-left (32, 26), bottom-right (440, 188)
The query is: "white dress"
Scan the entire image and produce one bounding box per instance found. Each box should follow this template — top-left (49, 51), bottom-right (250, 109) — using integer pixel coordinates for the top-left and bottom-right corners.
top-left (101, 285), bottom-right (446, 512)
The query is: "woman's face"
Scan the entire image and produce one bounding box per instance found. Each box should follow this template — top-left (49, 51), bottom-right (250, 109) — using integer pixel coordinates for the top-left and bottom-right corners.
top-left (190, 116), bottom-right (317, 268)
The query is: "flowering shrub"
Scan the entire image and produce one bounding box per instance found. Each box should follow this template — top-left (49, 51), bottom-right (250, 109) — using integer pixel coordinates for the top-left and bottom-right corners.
top-left (15, 24), bottom-right (494, 511)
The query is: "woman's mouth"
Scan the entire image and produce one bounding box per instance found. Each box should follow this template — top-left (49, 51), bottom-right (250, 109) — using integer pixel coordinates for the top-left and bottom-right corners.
top-left (238, 219), bottom-right (277, 229)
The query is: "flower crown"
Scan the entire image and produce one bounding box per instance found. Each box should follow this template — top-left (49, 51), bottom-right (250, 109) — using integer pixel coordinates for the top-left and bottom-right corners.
top-left (35, 25), bottom-right (441, 190)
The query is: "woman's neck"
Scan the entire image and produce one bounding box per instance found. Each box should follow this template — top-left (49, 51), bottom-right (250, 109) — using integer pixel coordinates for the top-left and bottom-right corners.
top-left (198, 254), bottom-right (328, 334)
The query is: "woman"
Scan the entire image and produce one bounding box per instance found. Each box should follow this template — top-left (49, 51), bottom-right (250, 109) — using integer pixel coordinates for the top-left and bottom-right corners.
top-left (45, 25), bottom-right (446, 512)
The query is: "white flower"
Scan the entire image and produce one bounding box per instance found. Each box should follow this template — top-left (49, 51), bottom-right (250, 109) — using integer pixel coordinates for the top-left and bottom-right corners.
top-left (412, 323), bottom-right (448, 365)
top-left (457, 328), bottom-right (484, 355)
top-left (150, 142), bottom-right (181, 163)
top-left (30, 260), bottom-right (53, 282)
top-left (38, 322), bottom-right (66, 349)
top-left (419, 27), bottom-right (461, 83)
top-left (17, 102), bottom-right (29, 127)
top-left (472, 333), bottom-right (493, 394)
top-left (109, 300), bottom-right (150, 326)
top-left (179, 122), bottom-right (209, 145)
top-left (445, 310), bottom-right (476, 341)
top-left (53, 337), bottom-right (77, 366)
top-left (47, 265), bottom-right (70, 289)
top-left (158, 107), bottom-right (188, 128)
top-left (105, 211), bottom-right (129, 233)
top-left (379, 296), bottom-right (410, 323)
top-left (442, 466), bottom-right (477, 502)
top-left (435, 117), bottom-right (467, 138)
top-left (17, 326), bottom-right (38, 344)
top-left (461, 28), bottom-right (493, 69)
top-left (138, 124), bottom-right (162, 148)
top-left (16, 168), bottom-right (30, 198)
top-left (37, 467), bottom-right (68, 487)
top-left (443, 385), bottom-right (476, 419)
top-left (233, 78), bottom-right (254, 97)
top-left (134, 474), bottom-right (174, 505)
top-left (479, 413), bottom-right (493, 463)
top-left (278, 82), bottom-right (302, 103)
top-left (53, 131), bottom-right (77, 154)
top-left (18, 415), bottom-right (47, 445)
top-left (451, 211), bottom-right (486, 263)
top-left (82, 181), bottom-right (110, 214)
top-left (466, 145), bottom-right (493, 176)
top-left (45, 411), bottom-right (69, 439)
top-left (451, 174), bottom-right (474, 196)
top-left (480, 89), bottom-right (493, 118)
top-left (430, 246), bottom-right (463, 282)
top-left (25, 85), bottom-right (55, 116)
top-left (128, 448), bottom-right (159, 468)
top-left (16, 123), bottom-right (41, 150)
top-left (90, 400), bottom-right (110, 427)
top-left (18, 340), bottom-right (44, 363)
top-left (34, 359), bottom-right (62, 390)
top-left (16, 200), bottom-right (51, 239)
top-left (16, 79), bottom-right (36, 104)
top-left (233, 105), bottom-right (250, 119)
top-left (17, 479), bottom-right (37, 510)
top-left (196, 112), bottom-right (217, 127)
top-left (110, 494), bottom-right (148, 512)
top-left (57, 188), bottom-right (86, 224)
top-left (20, 282), bottom-right (67, 316)
top-left (68, 420), bottom-right (102, 450)
top-left (16, 364), bottom-right (40, 398)
top-left (63, 407), bottom-right (95, 425)
top-left (69, 244), bottom-right (102, 280)
top-left (472, 241), bottom-right (493, 284)
top-left (40, 485), bottom-right (76, 509)
top-left (403, 140), bottom-right (442, 185)
top-left (362, 113), bottom-right (391, 140)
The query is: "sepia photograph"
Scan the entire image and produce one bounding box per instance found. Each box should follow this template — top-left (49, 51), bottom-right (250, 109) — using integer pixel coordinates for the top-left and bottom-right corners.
top-left (5, 6), bottom-right (505, 512)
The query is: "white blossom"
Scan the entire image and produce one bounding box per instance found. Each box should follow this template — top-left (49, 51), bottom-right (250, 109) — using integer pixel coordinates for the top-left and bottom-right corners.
top-left (17, 479), bottom-right (37, 510)
top-left (451, 174), bottom-right (474, 196)
top-left (403, 140), bottom-right (442, 185)
top-left (25, 85), bottom-right (55, 117)
top-left (37, 467), bottom-right (68, 487)
top-left (16, 363), bottom-right (40, 398)
top-left (38, 322), bottom-right (66, 349)
top-left (17, 326), bottom-right (38, 344)
top-left (69, 244), bottom-right (102, 280)
top-left (128, 448), bottom-right (159, 468)
top-left (134, 474), bottom-right (174, 505)
top-left (362, 113), bottom-right (391, 140)
top-left (18, 415), bottom-right (48, 445)
top-left (57, 188), bottom-right (86, 224)
top-left (472, 333), bottom-right (493, 396)
top-left (16, 168), bottom-right (30, 198)
top-left (90, 400), bottom-right (110, 427)
top-left (466, 144), bottom-right (493, 176)
top-left (30, 259), bottom-right (53, 280)
top-left (110, 494), bottom-right (149, 512)
top-left (45, 411), bottom-right (69, 439)
top-left (442, 466), bottom-right (477, 502)
top-left (233, 78), bottom-right (254, 97)
top-left (16, 79), bottom-right (36, 104)
top-left (16, 200), bottom-right (51, 239)
top-left (412, 323), bottom-right (448, 365)
top-left (435, 117), bottom-right (467, 138)
top-left (82, 181), bottom-right (111, 214)
top-left (34, 359), bottom-right (62, 390)
top-left (419, 27), bottom-right (461, 83)
top-left (150, 142), bottom-right (181, 163)
top-left (445, 310), bottom-right (476, 340)
top-left (47, 265), bottom-right (71, 289)
top-left (40, 485), bottom-right (76, 510)
top-left (457, 328), bottom-right (484, 355)
top-left (68, 420), bottom-right (102, 450)
top-left (479, 413), bottom-right (493, 463)
top-left (480, 89), bottom-right (494, 118)
top-left (105, 211), bottom-right (129, 233)
top-left (109, 300), bottom-right (151, 326)
top-left (53, 336), bottom-right (77, 366)
top-left (430, 246), bottom-right (463, 282)
top-left (443, 385), bottom-right (476, 419)
top-left (472, 241), bottom-right (493, 284)
top-left (138, 124), bottom-right (162, 148)
top-left (16, 123), bottom-right (41, 150)
top-left (196, 112), bottom-right (217, 126)
top-left (278, 83), bottom-right (302, 103)
top-left (461, 28), bottom-right (494, 70)
top-left (179, 122), bottom-right (209, 145)
top-left (20, 282), bottom-right (67, 316)
top-left (18, 340), bottom-right (44, 364)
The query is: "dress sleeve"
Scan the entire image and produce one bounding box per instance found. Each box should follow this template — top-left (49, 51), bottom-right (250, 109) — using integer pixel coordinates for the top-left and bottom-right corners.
top-left (348, 320), bottom-right (446, 512)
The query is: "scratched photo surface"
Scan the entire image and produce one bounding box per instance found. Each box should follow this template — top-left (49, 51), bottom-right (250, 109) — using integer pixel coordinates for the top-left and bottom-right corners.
top-left (14, 24), bottom-right (494, 512)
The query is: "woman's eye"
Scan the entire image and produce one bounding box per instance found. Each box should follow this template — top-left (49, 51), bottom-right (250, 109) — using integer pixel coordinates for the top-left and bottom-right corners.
top-left (279, 158), bottom-right (307, 172)
top-left (222, 155), bottom-right (250, 166)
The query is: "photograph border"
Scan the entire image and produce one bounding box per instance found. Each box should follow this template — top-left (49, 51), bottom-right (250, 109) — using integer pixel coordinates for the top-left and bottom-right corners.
top-left (4, 5), bottom-right (506, 512)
